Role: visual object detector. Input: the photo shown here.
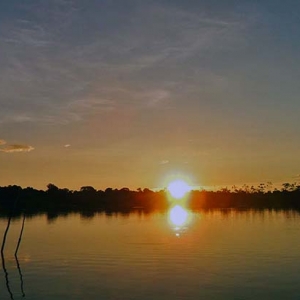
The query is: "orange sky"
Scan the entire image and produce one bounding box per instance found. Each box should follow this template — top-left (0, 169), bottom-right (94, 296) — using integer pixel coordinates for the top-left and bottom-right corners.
top-left (1, 1), bottom-right (300, 190)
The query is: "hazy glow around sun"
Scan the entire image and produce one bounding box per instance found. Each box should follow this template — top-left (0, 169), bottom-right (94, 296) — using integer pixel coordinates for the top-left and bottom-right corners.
top-left (167, 179), bottom-right (191, 199)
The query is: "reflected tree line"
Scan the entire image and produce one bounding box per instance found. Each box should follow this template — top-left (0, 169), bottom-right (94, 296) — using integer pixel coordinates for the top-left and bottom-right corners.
top-left (1, 182), bottom-right (300, 220)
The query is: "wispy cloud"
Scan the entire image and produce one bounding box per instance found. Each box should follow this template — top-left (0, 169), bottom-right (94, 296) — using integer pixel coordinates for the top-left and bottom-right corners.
top-left (68, 97), bottom-right (115, 114)
top-left (0, 144), bottom-right (34, 153)
top-left (144, 90), bottom-right (171, 108)
top-left (0, 1), bottom-right (249, 126)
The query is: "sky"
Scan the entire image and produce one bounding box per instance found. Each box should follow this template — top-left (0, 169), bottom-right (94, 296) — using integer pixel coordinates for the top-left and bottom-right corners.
top-left (0, 0), bottom-right (300, 190)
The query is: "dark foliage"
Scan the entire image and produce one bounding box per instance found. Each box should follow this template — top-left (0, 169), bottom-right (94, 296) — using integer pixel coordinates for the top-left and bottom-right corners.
top-left (1, 183), bottom-right (300, 219)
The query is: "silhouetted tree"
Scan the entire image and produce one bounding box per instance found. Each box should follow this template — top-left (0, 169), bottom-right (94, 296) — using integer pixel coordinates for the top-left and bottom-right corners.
top-left (47, 183), bottom-right (59, 192)
top-left (80, 186), bottom-right (96, 192)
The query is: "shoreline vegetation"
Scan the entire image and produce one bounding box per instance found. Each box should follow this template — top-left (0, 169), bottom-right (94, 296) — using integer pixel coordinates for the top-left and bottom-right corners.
top-left (1, 182), bottom-right (300, 219)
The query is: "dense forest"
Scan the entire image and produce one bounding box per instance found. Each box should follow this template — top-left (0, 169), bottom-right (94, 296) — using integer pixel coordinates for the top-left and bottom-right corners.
top-left (1, 182), bottom-right (300, 219)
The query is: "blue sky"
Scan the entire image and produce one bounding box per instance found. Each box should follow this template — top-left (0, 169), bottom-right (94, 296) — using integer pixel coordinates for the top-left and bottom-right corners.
top-left (0, 0), bottom-right (300, 189)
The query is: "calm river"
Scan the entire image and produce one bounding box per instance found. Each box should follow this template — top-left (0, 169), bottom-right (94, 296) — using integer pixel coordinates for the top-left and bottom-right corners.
top-left (1, 208), bottom-right (300, 299)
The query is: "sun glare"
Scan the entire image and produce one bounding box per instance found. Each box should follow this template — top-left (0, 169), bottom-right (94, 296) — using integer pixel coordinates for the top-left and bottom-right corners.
top-left (167, 179), bottom-right (191, 199)
top-left (169, 205), bottom-right (189, 227)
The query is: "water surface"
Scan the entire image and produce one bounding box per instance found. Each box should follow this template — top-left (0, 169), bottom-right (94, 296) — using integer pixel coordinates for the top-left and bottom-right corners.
top-left (1, 209), bottom-right (300, 299)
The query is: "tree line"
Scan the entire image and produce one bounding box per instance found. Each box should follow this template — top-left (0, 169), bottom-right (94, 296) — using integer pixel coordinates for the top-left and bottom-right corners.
top-left (0, 182), bottom-right (300, 219)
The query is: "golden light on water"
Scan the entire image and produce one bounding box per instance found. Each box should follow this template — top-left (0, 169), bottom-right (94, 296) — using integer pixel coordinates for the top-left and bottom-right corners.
top-left (167, 179), bottom-right (191, 199)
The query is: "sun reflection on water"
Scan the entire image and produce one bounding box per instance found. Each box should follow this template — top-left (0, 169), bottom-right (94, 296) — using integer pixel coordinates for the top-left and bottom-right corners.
top-left (168, 205), bottom-right (193, 236)
top-left (169, 205), bottom-right (188, 226)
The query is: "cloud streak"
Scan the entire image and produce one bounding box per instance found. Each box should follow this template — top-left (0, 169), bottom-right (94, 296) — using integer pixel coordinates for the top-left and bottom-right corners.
top-left (0, 144), bottom-right (34, 153)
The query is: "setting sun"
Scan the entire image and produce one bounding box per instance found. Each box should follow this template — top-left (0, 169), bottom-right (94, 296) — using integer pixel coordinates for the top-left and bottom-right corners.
top-left (167, 179), bottom-right (191, 199)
